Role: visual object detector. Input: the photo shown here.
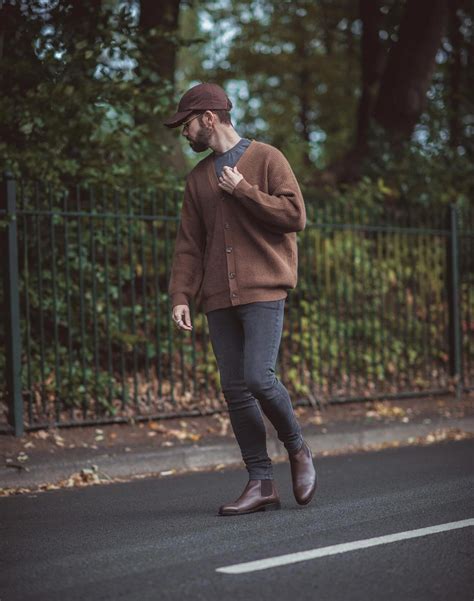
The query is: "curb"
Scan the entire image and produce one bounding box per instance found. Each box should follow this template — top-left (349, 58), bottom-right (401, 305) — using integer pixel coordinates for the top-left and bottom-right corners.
top-left (2, 416), bottom-right (474, 490)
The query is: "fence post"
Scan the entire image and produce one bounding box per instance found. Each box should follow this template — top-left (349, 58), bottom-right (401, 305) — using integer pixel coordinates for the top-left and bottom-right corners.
top-left (446, 203), bottom-right (463, 401)
top-left (1, 172), bottom-right (24, 436)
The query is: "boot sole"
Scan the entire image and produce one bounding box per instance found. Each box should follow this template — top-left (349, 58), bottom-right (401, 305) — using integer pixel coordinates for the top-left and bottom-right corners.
top-left (218, 501), bottom-right (281, 516)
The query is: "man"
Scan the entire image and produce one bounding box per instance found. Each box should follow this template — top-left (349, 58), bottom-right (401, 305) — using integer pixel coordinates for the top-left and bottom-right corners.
top-left (163, 82), bottom-right (317, 516)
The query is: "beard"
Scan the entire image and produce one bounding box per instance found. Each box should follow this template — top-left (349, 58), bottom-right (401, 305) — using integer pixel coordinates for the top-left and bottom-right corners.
top-left (187, 125), bottom-right (213, 152)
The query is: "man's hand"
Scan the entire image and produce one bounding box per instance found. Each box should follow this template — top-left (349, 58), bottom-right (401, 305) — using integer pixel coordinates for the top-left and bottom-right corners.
top-left (217, 165), bottom-right (243, 194)
top-left (172, 304), bottom-right (193, 331)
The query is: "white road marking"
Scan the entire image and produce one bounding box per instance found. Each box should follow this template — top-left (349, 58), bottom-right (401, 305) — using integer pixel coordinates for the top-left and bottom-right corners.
top-left (216, 518), bottom-right (474, 574)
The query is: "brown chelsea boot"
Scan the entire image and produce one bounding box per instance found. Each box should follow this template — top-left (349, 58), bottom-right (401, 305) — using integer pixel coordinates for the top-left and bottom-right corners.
top-left (217, 479), bottom-right (281, 516)
top-left (288, 439), bottom-right (318, 505)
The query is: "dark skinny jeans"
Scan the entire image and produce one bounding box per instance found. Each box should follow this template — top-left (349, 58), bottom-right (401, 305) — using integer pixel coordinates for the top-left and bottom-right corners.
top-left (206, 298), bottom-right (304, 480)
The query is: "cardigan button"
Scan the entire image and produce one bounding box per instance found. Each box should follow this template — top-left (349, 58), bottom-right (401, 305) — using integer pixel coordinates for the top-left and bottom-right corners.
top-left (229, 272), bottom-right (235, 279)
top-left (224, 222), bottom-right (230, 229)
top-left (226, 246), bottom-right (233, 253)
top-left (232, 292), bottom-right (238, 298)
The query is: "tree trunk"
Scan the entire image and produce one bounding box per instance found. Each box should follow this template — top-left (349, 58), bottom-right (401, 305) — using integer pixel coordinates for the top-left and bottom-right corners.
top-left (373, 0), bottom-right (449, 139)
top-left (138, 0), bottom-right (181, 85)
top-left (355, 0), bottom-right (386, 151)
top-left (319, 0), bottom-right (335, 55)
top-left (315, 1), bottom-right (387, 185)
top-left (137, 0), bottom-right (186, 174)
top-left (294, 21), bottom-right (312, 168)
top-left (317, 0), bottom-right (449, 186)
top-left (448, 0), bottom-right (462, 149)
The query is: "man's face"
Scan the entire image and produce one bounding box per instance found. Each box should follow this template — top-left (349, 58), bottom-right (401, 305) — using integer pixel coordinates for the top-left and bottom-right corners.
top-left (182, 113), bottom-right (213, 153)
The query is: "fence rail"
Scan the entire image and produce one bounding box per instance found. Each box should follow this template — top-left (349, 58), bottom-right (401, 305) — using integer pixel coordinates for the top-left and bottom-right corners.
top-left (1, 173), bottom-right (473, 436)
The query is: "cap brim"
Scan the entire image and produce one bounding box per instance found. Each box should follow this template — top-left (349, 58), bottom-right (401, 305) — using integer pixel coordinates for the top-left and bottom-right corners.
top-left (163, 109), bottom-right (194, 128)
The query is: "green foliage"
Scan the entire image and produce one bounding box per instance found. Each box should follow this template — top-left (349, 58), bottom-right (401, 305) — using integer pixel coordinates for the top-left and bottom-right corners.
top-left (1, 1), bottom-right (473, 425)
top-left (360, 121), bottom-right (474, 210)
top-left (2, 182), bottom-right (472, 423)
top-left (0, 1), bottom-right (180, 189)
top-left (185, 0), bottom-right (472, 205)
top-left (188, 1), bottom-right (395, 167)
top-left (281, 200), bottom-right (474, 397)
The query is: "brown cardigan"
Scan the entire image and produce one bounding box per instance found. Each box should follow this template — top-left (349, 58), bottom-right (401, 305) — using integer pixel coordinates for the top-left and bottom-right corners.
top-left (168, 139), bottom-right (306, 315)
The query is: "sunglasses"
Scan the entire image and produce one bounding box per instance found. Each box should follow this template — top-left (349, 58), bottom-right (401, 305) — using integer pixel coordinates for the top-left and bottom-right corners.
top-left (181, 112), bottom-right (203, 131)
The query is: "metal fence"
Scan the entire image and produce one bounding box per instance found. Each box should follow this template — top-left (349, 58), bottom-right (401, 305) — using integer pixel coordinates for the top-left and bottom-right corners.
top-left (1, 173), bottom-right (473, 436)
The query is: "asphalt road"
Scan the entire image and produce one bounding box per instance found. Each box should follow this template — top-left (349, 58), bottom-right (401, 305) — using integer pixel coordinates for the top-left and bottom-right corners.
top-left (1, 439), bottom-right (473, 600)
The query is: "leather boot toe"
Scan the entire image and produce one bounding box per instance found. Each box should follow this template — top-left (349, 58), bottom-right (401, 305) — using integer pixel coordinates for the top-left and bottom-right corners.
top-left (288, 440), bottom-right (317, 505)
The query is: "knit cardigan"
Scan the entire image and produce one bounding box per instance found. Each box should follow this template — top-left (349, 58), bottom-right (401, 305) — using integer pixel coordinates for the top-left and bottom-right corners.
top-left (168, 139), bottom-right (306, 315)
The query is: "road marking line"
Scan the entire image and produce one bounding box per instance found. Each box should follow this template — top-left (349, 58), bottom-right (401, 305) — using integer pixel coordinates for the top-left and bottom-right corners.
top-left (216, 518), bottom-right (474, 574)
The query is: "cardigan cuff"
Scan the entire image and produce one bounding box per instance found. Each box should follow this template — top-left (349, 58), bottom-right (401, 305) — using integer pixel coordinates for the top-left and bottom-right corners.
top-left (171, 292), bottom-right (190, 308)
top-left (232, 177), bottom-right (254, 200)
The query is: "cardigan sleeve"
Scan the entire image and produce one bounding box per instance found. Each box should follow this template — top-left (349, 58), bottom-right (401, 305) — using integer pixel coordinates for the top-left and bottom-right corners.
top-left (168, 178), bottom-right (205, 308)
top-left (231, 148), bottom-right (306, 234)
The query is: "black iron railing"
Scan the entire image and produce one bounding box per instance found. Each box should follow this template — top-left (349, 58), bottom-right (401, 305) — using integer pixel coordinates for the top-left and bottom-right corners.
top-left (1, 173), bottom-right (473, 435)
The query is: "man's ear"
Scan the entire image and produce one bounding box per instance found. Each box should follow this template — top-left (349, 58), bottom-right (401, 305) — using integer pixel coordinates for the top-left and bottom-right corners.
top-left (203, 110), bottom-right (215, 125)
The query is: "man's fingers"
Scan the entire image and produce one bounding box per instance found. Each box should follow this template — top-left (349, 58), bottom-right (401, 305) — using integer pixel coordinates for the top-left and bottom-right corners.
top-left (183, 306), bottom-right (192, 328)
top-left (173, 305), bottom-right (193, 330)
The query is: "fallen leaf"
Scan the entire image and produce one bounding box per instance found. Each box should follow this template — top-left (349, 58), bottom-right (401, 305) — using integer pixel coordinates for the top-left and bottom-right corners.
top-left (160, 470), bottom-right (176, 476)
top-left (149, 421), bottom-right (167, 432)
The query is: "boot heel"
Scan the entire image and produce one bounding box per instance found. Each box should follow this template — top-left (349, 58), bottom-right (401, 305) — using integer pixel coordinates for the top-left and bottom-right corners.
top-left (262, 501), bottom-right (281, 511)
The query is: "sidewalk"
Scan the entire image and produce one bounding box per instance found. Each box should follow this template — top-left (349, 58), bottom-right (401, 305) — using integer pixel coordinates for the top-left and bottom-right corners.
top-left (1, 394), bottom-right (473, 496)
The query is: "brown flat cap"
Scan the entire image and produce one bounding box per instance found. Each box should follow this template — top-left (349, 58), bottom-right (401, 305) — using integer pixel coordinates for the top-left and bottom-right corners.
top-left (163, 82), bottom-right (233, 128)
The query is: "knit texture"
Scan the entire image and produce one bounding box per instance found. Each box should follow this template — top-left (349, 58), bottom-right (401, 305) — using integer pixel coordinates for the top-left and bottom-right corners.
top-left (168, 139), bottom-right (306, 314)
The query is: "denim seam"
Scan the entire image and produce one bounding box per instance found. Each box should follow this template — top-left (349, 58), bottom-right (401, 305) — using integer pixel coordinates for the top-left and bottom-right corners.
top-left (269, 303), bottom-right (283, 379)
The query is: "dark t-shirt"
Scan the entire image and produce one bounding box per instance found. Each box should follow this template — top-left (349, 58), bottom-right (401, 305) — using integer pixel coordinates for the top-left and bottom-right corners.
top-left (214, 137), bottom-right (252, 179)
